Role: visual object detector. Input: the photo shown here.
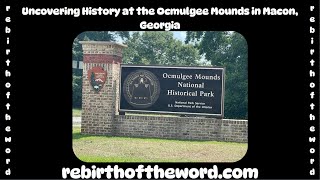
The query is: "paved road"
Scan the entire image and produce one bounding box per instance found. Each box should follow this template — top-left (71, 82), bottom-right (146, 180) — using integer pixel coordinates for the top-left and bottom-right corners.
top-left (73, 117), bottom-right (81, 125)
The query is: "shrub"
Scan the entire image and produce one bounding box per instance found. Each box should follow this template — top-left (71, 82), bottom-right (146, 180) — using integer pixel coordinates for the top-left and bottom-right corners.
top-left (73, 75), bottom-right (82, 108)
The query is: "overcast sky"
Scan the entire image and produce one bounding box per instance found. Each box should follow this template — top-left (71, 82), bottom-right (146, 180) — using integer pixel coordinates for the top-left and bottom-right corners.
top-left (172, 31), bottom-right (187, 42)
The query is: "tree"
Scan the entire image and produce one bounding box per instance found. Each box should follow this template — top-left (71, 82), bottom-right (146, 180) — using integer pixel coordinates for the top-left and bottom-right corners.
top-left (123, 32), bottom-right (201, 66)
top-left (186, 31), bottom-right (248, 119)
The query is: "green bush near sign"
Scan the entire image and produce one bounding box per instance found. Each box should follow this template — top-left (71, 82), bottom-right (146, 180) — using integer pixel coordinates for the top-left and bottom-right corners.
top-left (72, 75), bottom-right (82, 108)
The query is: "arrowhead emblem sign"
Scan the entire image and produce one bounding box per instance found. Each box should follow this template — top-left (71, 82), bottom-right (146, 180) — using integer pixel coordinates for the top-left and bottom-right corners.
top-left (87, 66), bottom-right (107, 92)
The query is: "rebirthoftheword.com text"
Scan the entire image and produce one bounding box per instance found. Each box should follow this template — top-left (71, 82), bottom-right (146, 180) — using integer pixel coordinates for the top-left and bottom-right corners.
top-left (62, 165), bottom-right (258, 179)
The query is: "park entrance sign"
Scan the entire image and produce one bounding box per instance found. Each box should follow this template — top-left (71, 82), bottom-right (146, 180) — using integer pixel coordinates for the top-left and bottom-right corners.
top-left (79, 41), bottom-right (246, 142)
top-left (120, 65), bottom-right (225, 117)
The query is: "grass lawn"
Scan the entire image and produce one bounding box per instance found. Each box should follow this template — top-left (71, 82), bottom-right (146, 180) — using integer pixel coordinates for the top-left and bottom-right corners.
top-left (73, 127), bottom-right (247, 163)
top-left (72, 108), bottom-right (82, 117)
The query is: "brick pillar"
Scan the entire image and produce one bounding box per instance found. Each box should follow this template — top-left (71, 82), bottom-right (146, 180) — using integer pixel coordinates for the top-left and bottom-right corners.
top-left (80, 41), bottom-right (126, 135)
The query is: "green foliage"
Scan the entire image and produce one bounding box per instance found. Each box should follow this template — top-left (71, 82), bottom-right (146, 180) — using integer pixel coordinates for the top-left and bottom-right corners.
top-left (72, 75), bottom-right (82, 108)
top-left (123, 32), bottom-right (200, 66)
top-left (186, 31), bottom-right (248, 119)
